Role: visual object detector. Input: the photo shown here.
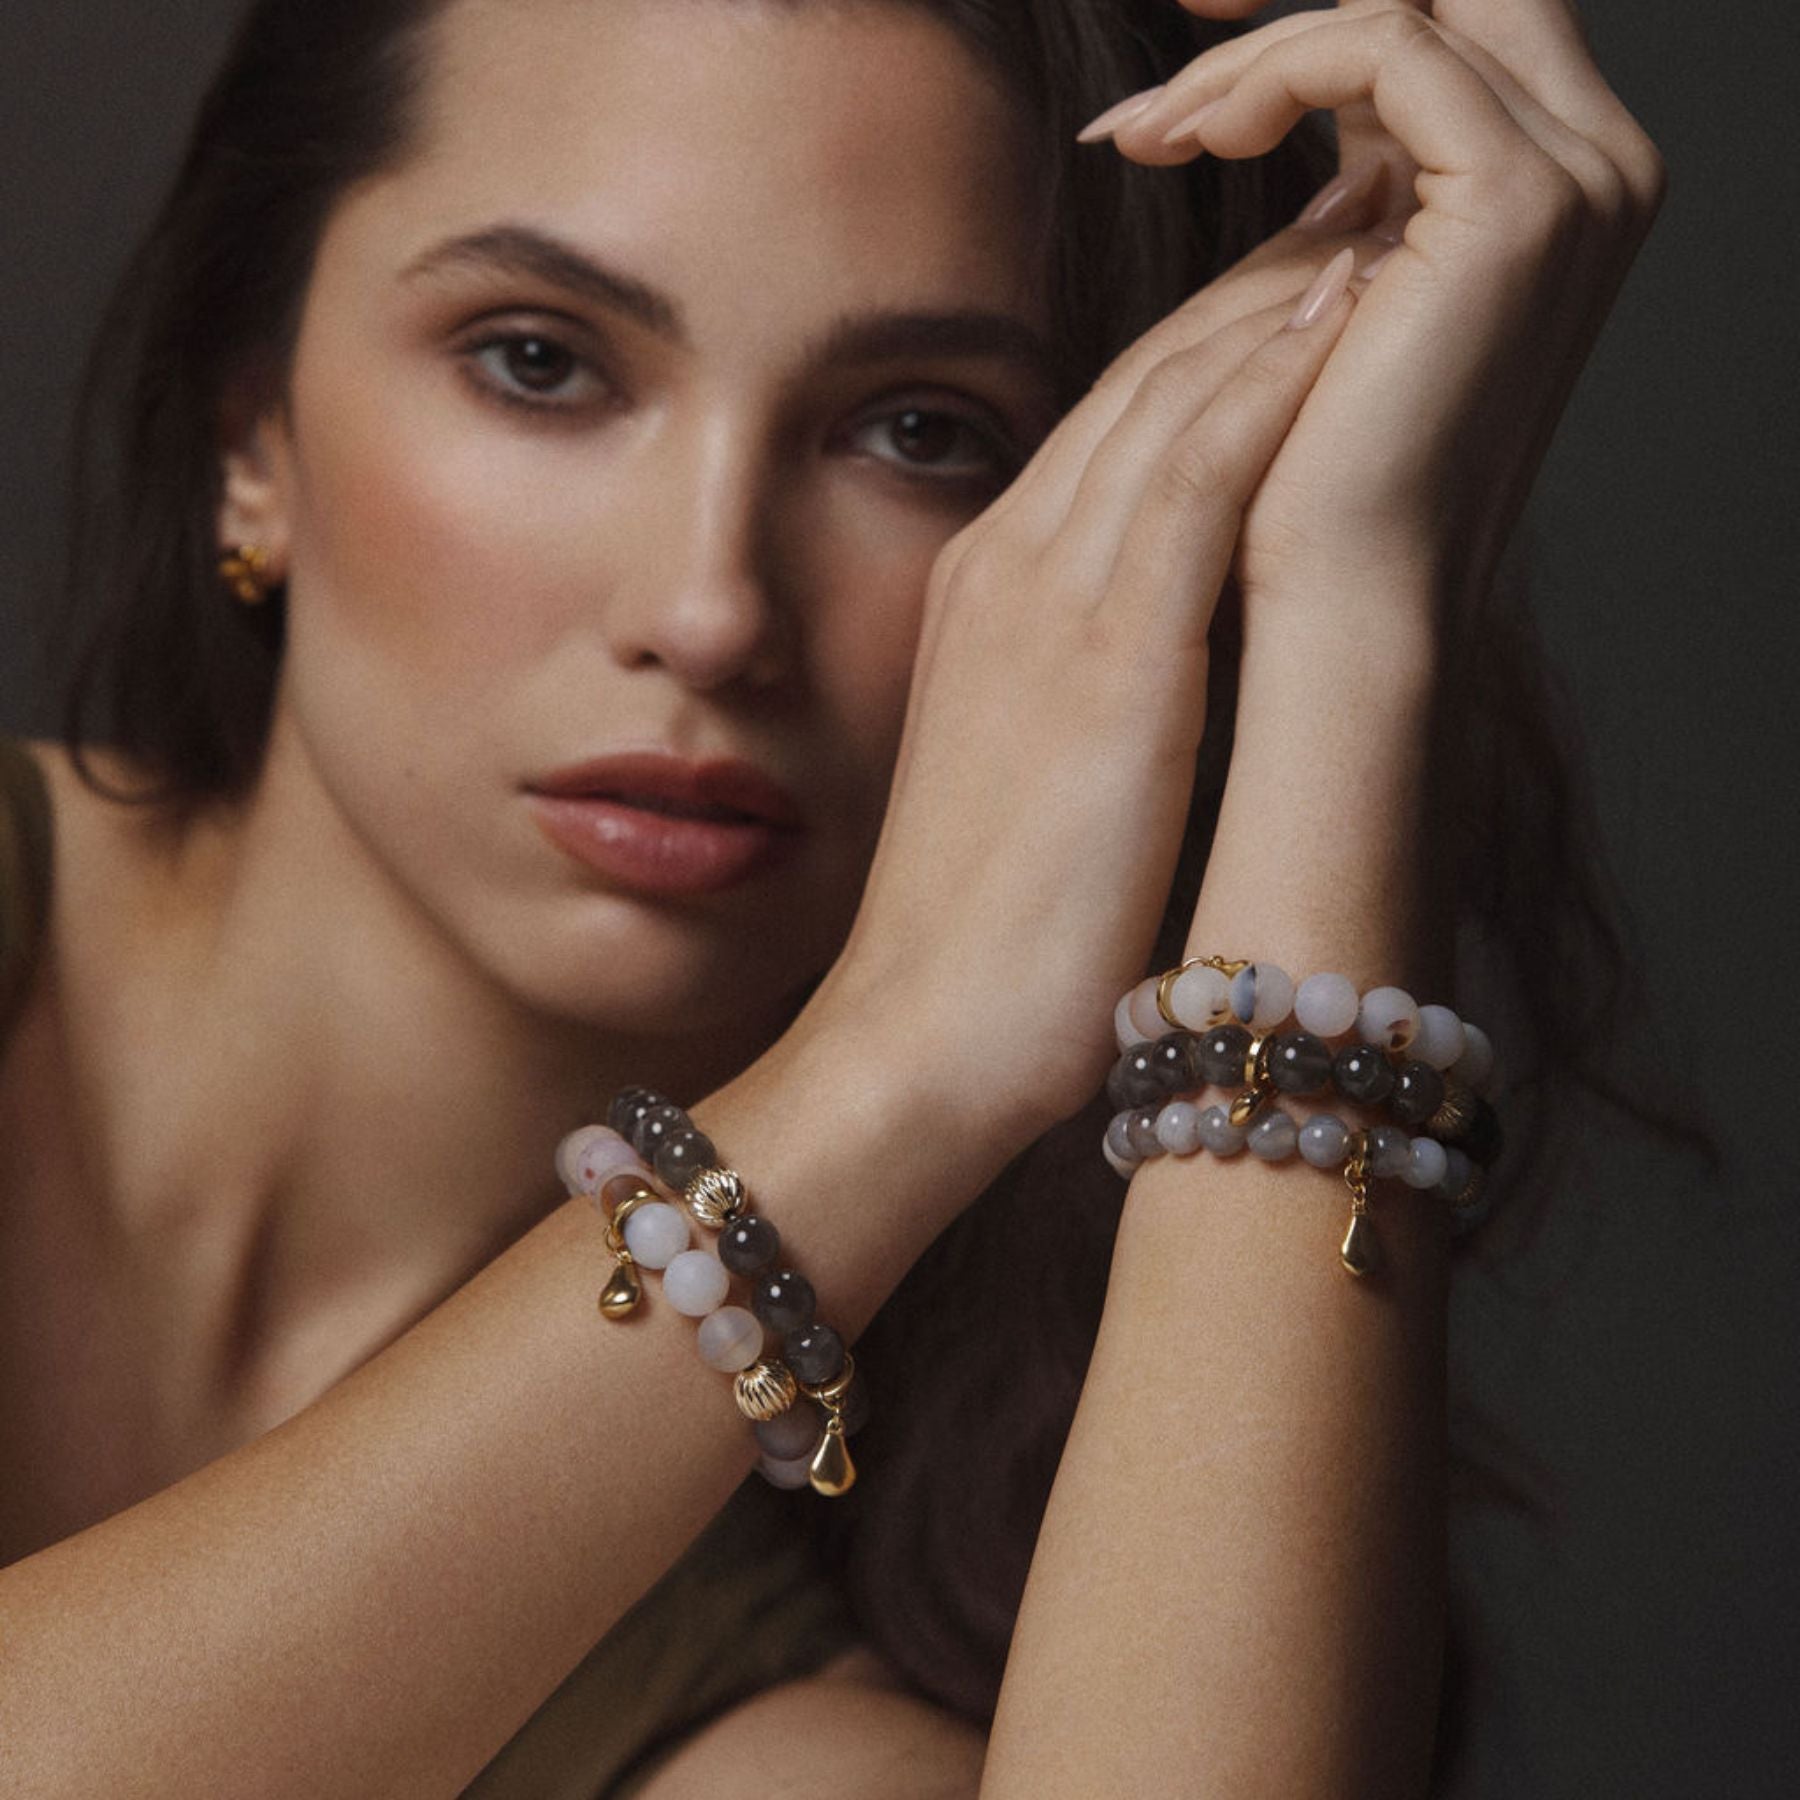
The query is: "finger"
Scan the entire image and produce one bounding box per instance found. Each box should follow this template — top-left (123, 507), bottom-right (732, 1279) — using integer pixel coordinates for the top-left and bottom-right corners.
top-left (1063, 255), bottom-right (1360, 658)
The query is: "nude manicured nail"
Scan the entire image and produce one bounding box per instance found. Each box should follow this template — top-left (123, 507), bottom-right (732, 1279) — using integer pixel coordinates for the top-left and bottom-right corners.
top-left (1293, 161), bottom-right (1382, 233)
top-left (1161, 98), bottom-right (1225, 146)
top-left (1075, 86), bottom-right (1164, 143)
top-left (1286, 247), bottom-right (1356, 330)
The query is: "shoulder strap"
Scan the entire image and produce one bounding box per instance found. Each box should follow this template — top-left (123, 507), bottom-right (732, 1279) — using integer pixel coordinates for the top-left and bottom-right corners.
top-left (0, 737), bottom-right (54, 1046)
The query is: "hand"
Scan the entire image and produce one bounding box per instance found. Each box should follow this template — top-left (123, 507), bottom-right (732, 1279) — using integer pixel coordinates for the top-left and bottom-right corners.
top-left (1100, 0), bottom-right (1666, 635)
top-left (805, 262), bottom-right (1362, 1154)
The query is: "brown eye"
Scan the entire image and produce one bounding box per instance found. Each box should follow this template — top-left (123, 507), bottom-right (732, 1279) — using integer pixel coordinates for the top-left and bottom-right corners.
top-left (502, 336), bottom-right (578, 391)
top-left (852, 404), bottom-right (1015, 483)
top-left (464, 327), bottom-right (610, 411)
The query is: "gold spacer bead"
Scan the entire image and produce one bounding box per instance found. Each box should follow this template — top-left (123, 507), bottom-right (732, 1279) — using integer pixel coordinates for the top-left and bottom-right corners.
top-left (734, 1360), bottom-right (798, 1422)
top-left (684, 1166), bottom-right (750, 1231)
top-left (1427, 1079), bottom-right (1478, 1142)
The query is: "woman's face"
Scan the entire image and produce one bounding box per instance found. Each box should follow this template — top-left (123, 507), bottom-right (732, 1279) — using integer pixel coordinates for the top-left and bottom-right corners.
top-left (241, 0), bottom-right (1051, 1042)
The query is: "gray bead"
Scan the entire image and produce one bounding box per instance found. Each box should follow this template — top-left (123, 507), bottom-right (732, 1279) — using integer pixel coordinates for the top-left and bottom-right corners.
top-left (1246, 1110), bottom-right (1298, 1161)
top-left (752, 1270), bottom-right (816, 1333)
top-left (1104, 1111), bottom-right (1142, 1166)
top-left (1432, 1146), bottom-right (1475, 1202)
top-left (785, 1323), bottom-right (846, 1387)
top-left (1332, 1044), bottom-right (1395, 1106)
top-left (1297, 1114), bottom-right (1351, 1169)
top-left (607, 1087), bottom-right (660, 1136)
top-left (1196, 1025), bottom-right (1253, 1087)
top-left (653, 1128), bottom-right (715, 1189)
top-left (630, 1101), bottom-right (690, 1160)
top-left (1390, 1061), bottom-right (1446, 1127)
top-left (1106, 1046), bottom-right (1163, 1111)
top-left (1367, 1125), bottom-right (1412, 1179)
top-left (719, 1214), bottom-right (780, 1276)
top-left (1124, 1108), bottom-right (1163, 1160)
top-left (754, 1404), bottom-right (822, 1460)
top-left (1197, 1105), bottom-right (1248, 1156)
top-left (1268, 1031), bottom-right (1332, 1096)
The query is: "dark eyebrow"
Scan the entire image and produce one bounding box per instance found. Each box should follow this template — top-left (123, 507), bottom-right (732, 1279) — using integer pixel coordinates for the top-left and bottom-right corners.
top-left (404, 222), bottom-right (1057, 392)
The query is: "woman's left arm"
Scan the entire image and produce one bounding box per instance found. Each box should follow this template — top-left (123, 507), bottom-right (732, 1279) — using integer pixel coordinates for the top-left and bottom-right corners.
top-left (982, 5), bottom-right (1663, 1796)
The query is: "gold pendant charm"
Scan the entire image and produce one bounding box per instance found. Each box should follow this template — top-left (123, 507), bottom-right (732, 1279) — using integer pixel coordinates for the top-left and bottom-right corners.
top-left (1339, 1212), bottom-right (1379, 1278)
top-left (598, 1254), bottom-right (643, 1319)
top-left (1339, 1130), bottom-right (1378, 1278)
top-left (1227, 1033), bottom-right (1274, 1128)
top-left (808, 1419), bottom-right (856, 1497)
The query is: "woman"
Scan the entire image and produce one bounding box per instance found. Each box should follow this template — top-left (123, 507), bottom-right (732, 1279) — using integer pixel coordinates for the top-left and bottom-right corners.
top-left (0, 0), bottom-right (1663, 1793)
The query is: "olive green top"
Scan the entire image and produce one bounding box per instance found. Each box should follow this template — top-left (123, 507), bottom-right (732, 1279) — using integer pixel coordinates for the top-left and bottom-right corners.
top-left (0, 738), bottom-right (858, 1798)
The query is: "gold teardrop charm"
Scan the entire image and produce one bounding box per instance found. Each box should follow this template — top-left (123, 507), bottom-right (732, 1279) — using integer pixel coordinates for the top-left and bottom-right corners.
top-left (808, 1419), bottom-right (856, 1497)
top-left (1340, 1212), bottom-right (1379, 1278)
top-left (598, 1255), bottom-right (643, 1320)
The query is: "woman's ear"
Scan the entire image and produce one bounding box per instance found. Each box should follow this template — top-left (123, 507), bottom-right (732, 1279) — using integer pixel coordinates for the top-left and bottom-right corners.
top-left (216, 387), bottom-right (296, 584)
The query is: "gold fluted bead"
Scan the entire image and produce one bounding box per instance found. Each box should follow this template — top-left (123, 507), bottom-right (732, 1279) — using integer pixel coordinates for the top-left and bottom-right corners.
top-left (1446, 1164), bottom-right (1487, 1217)
top-left (734, 1360), bottom-right (798, 1422)
top-left (685, 1166), bottom-right (750, 1231)
top-left (1427, 1079), bottom-right (1478, 1142)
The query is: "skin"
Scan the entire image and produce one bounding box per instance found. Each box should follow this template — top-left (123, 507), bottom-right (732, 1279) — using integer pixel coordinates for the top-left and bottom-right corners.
top-left (0, 0), bottom-right (1662, 1793)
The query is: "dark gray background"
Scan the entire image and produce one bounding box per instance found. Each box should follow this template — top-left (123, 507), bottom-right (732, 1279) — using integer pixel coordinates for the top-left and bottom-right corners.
top-left (2, 2), bottom-right (1795, 1794)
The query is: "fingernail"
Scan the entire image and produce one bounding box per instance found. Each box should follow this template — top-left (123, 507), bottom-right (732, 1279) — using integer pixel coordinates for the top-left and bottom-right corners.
top-left (1286, 247), bottom-right (1356, 330)
top-left (1293, 161), bottom-right (1382, 233)
top-left (1160, 98), bottom-right (1225, 146)
top-left (1076, 86), bottom-right (1164, 144)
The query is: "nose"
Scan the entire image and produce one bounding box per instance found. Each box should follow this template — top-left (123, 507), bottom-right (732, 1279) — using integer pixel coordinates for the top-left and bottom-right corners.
top-left (606, 410), bottom-right (789, 693)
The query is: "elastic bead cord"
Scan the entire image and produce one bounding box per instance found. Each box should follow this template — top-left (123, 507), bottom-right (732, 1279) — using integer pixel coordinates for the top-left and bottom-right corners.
top-left (557, 1096), bottom-right (866, 1497)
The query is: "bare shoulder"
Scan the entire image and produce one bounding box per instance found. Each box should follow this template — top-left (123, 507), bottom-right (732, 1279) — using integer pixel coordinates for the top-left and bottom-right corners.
top-left (629, 1647), bottom-right (987, 1800)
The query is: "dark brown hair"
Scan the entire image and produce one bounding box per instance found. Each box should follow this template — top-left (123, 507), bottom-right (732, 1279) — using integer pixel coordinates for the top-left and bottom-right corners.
top-left (56, 0), bottom-right (1698, 1785)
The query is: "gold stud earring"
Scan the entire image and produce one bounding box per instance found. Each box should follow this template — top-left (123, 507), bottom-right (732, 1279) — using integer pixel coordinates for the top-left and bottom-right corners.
top-left (219, 543), bottom-right (274, 605)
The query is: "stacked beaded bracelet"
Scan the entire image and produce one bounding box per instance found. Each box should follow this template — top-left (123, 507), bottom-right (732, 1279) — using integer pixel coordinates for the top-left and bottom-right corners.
top-left (1104, 958), bottom-right (1502, 1275)
top-left (556, 1091), bottom-right (865, 1497)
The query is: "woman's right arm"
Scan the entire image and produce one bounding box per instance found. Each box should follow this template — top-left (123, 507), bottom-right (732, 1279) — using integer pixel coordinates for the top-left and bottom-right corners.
top-left (0, 269), bottom-right (1356, 1800)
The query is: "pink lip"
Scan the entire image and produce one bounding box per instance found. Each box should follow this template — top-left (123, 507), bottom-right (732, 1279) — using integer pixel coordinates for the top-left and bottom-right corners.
top-left (524, 751), bottom-right (805, 897)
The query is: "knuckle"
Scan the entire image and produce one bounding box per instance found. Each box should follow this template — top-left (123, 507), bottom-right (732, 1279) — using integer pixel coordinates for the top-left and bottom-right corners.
top-left (1155, 431), bottom-right (1237, 510)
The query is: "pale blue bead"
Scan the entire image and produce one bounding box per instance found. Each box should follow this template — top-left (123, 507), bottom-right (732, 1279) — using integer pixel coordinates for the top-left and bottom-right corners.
top-left (1404, 1137), bottom-right (1449, 1189)
top-left (1155, 1101), bottom-right (1203, 1156)
top-left (1246, 1109), bottom-right (1298, 1160)
top-left (1297, 1114), bottom-right (1351, 1168)
top-left (1197, 1105), bottom-right (1247, 1156)
top-left (1413, 1004), bottom-right (1467, 1070)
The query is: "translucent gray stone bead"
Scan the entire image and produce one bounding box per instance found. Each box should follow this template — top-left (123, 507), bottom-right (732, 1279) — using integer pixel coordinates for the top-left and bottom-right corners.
top-left (1432, 1146), bottom-right (1475, 1202)
top-left (630, 1100), bottom-right (690, 1161)
top-left (1403, 1137), bottom-right (1449, 1190)
top-left (784, 1322), bottom-right (846, 1387)
top-left (1332, 1044), bottom-right (1396, 1106)
top-left (1154, 1101), bottom-right (1203, 1156)
top-left (1196, 1024), bottom-right (1253, 1087)
top-left (1197, 1105), bottom-right (1247, 1156)
top-left (1106, 1045), bottom-right (1164, 1112)
top-left (1104, 1111), bottom-right (1142, 1167)
top-left (1102, 1138), bottom-right (1138, 1180)
top-left (752, 1270), bottom-right (816, 1333)
top-left (1150, 1031), bottom-right (1201, 1093)
top-left (755, 1403), bottom-right (824, 1460)
top-left (1297, 1114), bottom-right (1351, 1169)
top-left (1246, 1109), bottom-right (1298, 1161)
top-left (653, 1128), bottom-right (715, 1190)
top-left (1389, 1061), bottom-right (1446, 1127)
top-left (1367, 1125), bottom-right (1412, 1179)
top-left (1452, 1023), bottom-right (1496, 1092)
top-left (719, 1214), bottom-right (780, 1276)
top-left (757, 1451), bottom-right (815, 1491)
top-left (608, 1087), bottom-right (660, 1137)
top-left (1124, 1108), bottom-right (1163, 1160)
top-left (1268, 1031), bottom-right (1333, 1096)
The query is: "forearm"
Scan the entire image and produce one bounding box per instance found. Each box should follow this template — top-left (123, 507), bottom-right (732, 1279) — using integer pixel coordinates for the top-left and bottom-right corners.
top-left (0, 1020), bottom-right (972, 1800)
top-left (984, 604), bottom-right (1450, 1799)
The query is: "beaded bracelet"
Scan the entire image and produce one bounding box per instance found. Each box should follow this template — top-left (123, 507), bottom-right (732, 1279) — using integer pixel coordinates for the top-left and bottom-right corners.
top-left (556, 1096), bottom-right (864, 1497)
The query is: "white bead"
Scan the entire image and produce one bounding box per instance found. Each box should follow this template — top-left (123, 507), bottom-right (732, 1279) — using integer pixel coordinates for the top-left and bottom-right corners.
top-left (1404, 1138), bottom-right (1450, 1190)
top-left (1297, 1114), bottom-right (1351, 1169)
top-left (1167, 964), bottom-right (1231, 1032)
top-left (1113, 990), bottom-right (1140, 1052)
top-left (1230, 963), bottom-right (1295, 1031)
top-left (1155, 1101), bottom-right (1203, 1156)
top-left (1357, 985), bottom-right (1420, 1052)
top-left (662, 1249), bottom-right (731, 1317)
top-left (557, 1125), bottom-right (642, 1196)
top-left (1294, 972), bottom-right (1360, 1038)
top-left (696, 1305), bottom-right (765, 1372)
top-left (622, 1201), bottom-right (690, 1270)
top-left (1127, 977), bottom-right (1165, 1043)
top-left (1453, 1023), bottom-right (1496, 1091)
top-left (1413, 1005), bottom-right (1466, 1070)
